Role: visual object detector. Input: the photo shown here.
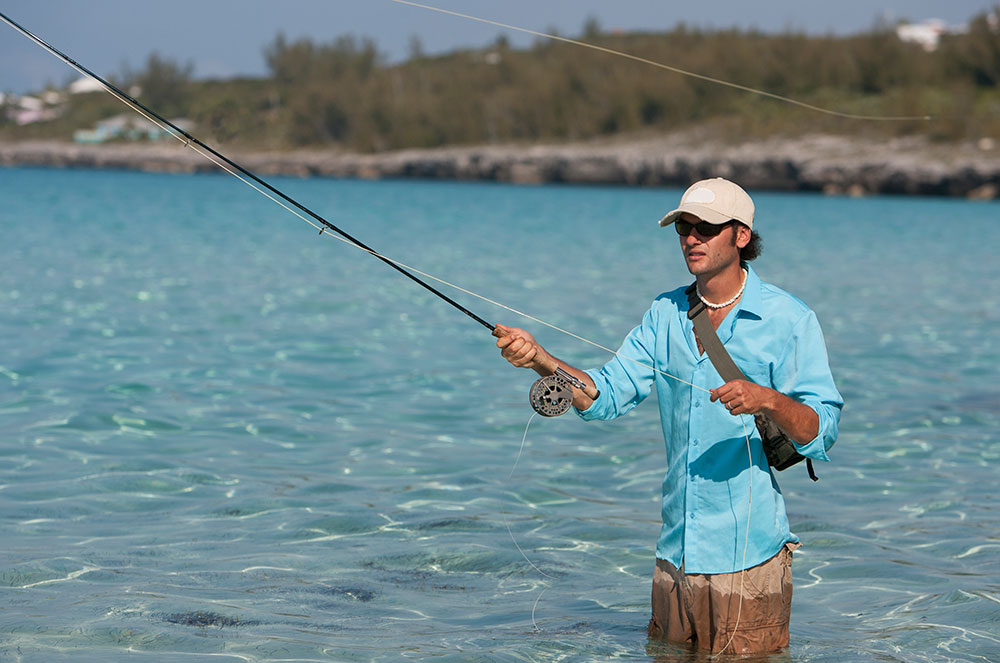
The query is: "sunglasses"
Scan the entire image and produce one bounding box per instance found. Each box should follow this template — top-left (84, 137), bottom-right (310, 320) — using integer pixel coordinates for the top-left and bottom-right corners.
top-left (674, 219), bottom-right (735, 237)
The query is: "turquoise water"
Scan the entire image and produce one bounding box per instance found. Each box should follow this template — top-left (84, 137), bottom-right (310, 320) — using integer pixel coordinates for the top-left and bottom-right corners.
top-left (1, 166), bottom-right (998, 662)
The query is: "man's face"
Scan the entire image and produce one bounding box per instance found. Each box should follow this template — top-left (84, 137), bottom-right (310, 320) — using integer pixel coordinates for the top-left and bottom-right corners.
top-left (676, 212), bottom-right (747, 277)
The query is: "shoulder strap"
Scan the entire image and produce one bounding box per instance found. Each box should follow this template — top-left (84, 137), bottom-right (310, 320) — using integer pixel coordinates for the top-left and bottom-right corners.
top-left (686, 284), bottom-right (746, 383)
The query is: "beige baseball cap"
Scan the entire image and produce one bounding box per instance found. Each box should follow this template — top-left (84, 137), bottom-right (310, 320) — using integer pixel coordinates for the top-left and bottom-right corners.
top-left (658, 178), bottom-right (755, 230)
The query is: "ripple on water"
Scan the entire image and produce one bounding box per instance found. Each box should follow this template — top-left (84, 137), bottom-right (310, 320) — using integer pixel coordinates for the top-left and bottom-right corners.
top-left (290, 513), bottom-right (392, 541)
top-left (0, 558), bottom-right (96, 589)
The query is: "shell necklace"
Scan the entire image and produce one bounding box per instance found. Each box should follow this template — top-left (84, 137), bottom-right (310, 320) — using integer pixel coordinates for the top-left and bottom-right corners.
top-left (696, 268), bottom-right (747, 309)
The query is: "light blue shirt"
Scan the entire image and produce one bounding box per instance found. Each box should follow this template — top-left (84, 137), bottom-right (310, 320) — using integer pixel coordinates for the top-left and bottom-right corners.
top-left (577, 265), bottom-right (843, 574)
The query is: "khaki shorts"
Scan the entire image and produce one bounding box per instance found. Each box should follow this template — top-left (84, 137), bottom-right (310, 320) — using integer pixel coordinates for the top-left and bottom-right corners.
top-left (648, 542), bottom-right (798, 655)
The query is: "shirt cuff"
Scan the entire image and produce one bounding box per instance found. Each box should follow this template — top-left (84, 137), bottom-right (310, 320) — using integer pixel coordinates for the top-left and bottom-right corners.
top-left (793, 404), bottom-right (834, 462)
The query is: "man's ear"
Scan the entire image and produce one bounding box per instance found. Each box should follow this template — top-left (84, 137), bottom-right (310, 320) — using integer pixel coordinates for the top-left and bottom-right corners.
top-left (736, 224), bottom-right (752, 249)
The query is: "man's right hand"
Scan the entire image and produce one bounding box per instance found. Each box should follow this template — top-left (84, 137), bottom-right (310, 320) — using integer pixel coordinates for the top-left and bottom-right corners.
top-left (494, 324), bottom-right (554, 373)
top-left (494, 324), bottom-right (599, 410)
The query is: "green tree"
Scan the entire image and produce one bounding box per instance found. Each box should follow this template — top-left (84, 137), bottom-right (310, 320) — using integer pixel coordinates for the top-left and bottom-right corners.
top-left (942, 8), bottom-right (1000, 86)
top-left (124, 53), bottom-right (193, 116)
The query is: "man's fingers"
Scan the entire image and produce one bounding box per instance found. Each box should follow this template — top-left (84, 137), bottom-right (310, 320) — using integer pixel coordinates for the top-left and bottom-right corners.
top-left (506, 338), bottom-right (526, 354)
top-left (502, 337), bottom-right (528, 355)
top-left (710, 380), bottom-right (745, 402)
top-left (512, 345), bottom-right (536, 363)
top-left (508, 344), bottom-right (536, 366)
top-left (500, 335), bottom-right (538, 367)
top-left (512, 350), bottom-right (537, 367)
top-left (497, 329), bottom-right (535, 351)
top-left (498, 332), bottom-right (527, 350)
top-left (710, 385), bottom-right (729, 402)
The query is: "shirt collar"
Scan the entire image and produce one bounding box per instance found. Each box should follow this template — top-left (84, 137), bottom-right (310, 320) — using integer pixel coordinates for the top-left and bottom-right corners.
top-left (735, 263), bottom-right (763, 320)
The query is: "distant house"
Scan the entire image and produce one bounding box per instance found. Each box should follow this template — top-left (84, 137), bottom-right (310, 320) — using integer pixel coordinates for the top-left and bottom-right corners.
top-left (17, 95), bottom-right (44, 111)
top-left (73, 113), bottom-right (194, 143)
top-left (69, 77), bottom-right (105, 94)
top-left (896, 18), bottom-right (964, 51)
top-left (10, 95), bottom-right (62, 125)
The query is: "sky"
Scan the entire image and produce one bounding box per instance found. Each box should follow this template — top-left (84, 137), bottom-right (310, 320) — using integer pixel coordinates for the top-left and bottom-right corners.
top-left (1, 0), bottom-right (996, 94)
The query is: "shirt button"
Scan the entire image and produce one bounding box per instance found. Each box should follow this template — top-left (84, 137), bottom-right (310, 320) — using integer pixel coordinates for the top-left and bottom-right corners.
top-left (692, 439), bottom-right (698, 446)
top-left (694, 400), bottom-right (701, 408)
top-left (689, 512), bottom-right (696, 520)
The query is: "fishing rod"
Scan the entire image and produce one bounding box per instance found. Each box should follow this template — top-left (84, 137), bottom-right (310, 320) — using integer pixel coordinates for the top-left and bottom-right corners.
top-left (2, 10), bottom-right (604, 416)
top-left (0, 10), bottom-right (495, 333)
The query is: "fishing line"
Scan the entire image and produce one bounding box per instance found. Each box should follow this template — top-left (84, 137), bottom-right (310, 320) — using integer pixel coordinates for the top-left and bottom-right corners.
top-left (501, 412), bottom-right (553, 631)
top-left (389, 0), bottom-right (933, 122)
top-left (502, 412), bottom-right (553, 583)
top-left (714, 412), bottom-right (754, 657)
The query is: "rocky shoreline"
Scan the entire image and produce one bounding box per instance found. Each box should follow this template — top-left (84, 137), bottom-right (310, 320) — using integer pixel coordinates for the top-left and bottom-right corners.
top-left (2, 134), bottom-right (998, 199)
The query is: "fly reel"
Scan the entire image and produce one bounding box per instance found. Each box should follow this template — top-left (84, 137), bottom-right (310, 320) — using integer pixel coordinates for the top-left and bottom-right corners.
top-left (529, 373), bottom-right (574, 417)
top-left (528, 367), bottom-right (598, 417)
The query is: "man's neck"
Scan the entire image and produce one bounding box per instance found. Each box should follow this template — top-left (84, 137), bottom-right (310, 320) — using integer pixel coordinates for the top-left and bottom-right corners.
top-left (695, 262), bottom-right (746, 304)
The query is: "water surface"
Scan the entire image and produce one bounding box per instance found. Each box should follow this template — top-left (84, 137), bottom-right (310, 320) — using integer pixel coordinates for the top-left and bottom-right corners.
top-left (1, 167), bottom-right (998, 662)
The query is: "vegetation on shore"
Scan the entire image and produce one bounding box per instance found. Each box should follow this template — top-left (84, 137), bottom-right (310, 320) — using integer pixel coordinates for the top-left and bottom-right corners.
top-left (3, 9), bottom-right (999, 152)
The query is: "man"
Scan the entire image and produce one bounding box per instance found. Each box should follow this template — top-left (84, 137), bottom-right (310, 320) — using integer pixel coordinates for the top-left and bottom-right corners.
top-left (495, 178), bottom-right (842, 654)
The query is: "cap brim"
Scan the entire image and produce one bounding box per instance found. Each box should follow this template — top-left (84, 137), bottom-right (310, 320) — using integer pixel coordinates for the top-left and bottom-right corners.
top-left (658, 208), bottom-right (683, 227)
top-left (657, 203), bottom-right (733, 227)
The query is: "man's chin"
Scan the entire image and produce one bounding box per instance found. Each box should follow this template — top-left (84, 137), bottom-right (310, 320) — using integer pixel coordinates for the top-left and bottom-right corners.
top-left (685, 259), bottom-right (707, 275)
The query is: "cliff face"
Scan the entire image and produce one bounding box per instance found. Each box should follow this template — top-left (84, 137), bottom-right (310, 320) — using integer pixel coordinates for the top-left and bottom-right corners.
top-left (1, 134), bottom-right (998, 199)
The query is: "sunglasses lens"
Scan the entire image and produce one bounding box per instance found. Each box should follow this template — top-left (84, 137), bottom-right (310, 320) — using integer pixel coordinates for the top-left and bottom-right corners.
top-left (674, 220), bottom-right (729, 236)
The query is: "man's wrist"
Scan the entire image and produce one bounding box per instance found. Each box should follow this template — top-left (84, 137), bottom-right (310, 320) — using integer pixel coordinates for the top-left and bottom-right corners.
top-left (535, 352), bottom-right (558, 375)
top-left (757, 386), bottom-right (781, 418)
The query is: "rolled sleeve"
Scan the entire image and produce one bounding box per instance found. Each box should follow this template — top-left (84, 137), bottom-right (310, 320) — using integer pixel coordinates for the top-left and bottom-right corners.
top-left (574, 368), bottom-right (610, 420)
top-left (773, 311), bottom-right (843, 462)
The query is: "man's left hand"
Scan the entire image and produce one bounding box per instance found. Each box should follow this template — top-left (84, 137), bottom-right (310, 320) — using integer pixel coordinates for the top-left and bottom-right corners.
top-left (711, 380), bottom-right (820, 445)
top-left (710, 380), bottom-right (774, 417)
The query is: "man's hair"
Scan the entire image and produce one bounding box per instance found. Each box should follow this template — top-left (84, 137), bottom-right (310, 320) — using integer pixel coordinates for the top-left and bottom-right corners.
top-left (733, 223), bottom-right (762, 262)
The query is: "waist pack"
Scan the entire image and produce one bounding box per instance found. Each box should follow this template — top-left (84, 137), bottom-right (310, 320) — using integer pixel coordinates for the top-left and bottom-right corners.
top-left (685, 283), bottom-right (818, 481)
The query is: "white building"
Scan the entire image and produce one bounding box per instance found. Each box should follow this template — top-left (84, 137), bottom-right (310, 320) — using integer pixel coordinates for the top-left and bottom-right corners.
top-left (69, 77), bottom-right (105, 94)
top-left (896, 18), bottom-right (962, 51)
